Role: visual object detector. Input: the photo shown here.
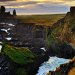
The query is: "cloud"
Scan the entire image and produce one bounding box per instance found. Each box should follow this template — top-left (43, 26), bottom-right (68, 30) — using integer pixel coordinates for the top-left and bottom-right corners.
top-left (0, 0), bottom-right (74, 7)
top-left (6, 1), bottom-right (37, 6)
top-left (0, 0), bottom-right (74, 15)
top-left (4, 1), bottom-right (38, 9)
top-left (6, 2), bottom-right (69, 15)
top-left (0, 0), bottom-right (15, 1)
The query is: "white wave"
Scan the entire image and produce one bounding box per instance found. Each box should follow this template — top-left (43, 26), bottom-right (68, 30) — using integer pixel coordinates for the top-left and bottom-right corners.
top-left (8, 23), bottom-right (15, 26)
top-left (0, 22), bottom-right (15, 26)
top-left (0, 45), bottom-right (2, 53)
top-left (36, 56), bottom-right (70, 75)
top-left (1, 29), bottom-right (8, 33)
top-left (1, 28), bottom-right (11, 35)
top-left (0, 22), bottom-right (6, 24)
top-left (7, 28), bottom-right (11, 30)
top-left (40, 47), bottom-right (46, 52)
top-left (0, 42), bottom-right (2, 44)
top-left (5, 37), bottom-right (12, 41)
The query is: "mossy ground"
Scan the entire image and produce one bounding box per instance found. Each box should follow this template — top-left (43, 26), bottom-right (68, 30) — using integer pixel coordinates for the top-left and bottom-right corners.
top-left (2, 42), bottom-right (34, 65)
top-left (16, 14), bottom-right (65, 26)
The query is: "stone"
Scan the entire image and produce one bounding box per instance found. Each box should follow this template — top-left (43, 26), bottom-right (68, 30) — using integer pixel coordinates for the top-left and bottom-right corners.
top-left (70, 6), bottom-right (75, 16)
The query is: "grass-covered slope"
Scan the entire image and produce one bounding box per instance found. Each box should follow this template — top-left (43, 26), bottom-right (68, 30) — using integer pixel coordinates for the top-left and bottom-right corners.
top-left (47, 12), bottom-right (75, 47)
top-left (2, 43), bottom-right (34, 65)
top-left (46, 12), bottom-right (75, 59)
top-left (16, 14), bottom-right (65, 26)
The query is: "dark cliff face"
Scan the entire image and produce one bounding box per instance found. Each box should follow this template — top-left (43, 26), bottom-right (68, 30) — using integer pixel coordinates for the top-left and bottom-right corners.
top-left (0, 54), bottom-right (14, 75)
top-left (0, 12), bottom-right (49, 55)
top-left (13, 22), bottom-right (47, 47)
top-left (0, 17), bottom-right (48, 48)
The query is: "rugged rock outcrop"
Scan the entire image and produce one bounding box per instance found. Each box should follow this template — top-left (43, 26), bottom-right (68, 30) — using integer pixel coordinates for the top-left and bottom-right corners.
top-left (0, 54), bottom-right (15, 75)
top-left (47, 42), bottom-right (75, 59)
top-left (47, 6), bottom-right (75, 58)
top-left (0, 15), bottom-right (49, 49)
top-left (12, 22), bottom-right (48, 47)
top-left (0, 6), bottom-right (16, 17)
top-left (70, 6), bottom-right (75, 16)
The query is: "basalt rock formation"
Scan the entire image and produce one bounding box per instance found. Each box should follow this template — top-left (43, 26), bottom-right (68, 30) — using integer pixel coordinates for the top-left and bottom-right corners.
top-left (0, 54), bottom-right (15, 75)
top-left (0, 6), bottom-right (16, 17)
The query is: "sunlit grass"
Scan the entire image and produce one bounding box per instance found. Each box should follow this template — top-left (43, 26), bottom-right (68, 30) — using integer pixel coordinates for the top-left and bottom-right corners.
top-left (2, 43), bottom-right (34, 65)
top-left (16, 14), bottom-right (65, 26)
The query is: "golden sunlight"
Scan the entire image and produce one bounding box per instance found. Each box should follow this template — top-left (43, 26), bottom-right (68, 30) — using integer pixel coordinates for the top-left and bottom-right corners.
top-left (16, 0), bottom-right (64, 2)
top-left (32, 0), bottom-right (46, 2)
top-left (16, 0), bottom-right (45, 2)
top-left (16, 0), bottom-right (30, 2)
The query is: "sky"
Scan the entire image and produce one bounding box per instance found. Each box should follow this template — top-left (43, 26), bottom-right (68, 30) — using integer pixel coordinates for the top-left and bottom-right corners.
top-left (0, 0), bottom-right (75, 15)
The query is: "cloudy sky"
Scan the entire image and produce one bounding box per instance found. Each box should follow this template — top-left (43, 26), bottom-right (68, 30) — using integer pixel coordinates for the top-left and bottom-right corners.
top-left (0, 0), bottom-right (74, 15)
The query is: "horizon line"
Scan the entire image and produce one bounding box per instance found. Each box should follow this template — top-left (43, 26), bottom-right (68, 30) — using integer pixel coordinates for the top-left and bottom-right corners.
top-left (16, 12), bottom-right (67, 15)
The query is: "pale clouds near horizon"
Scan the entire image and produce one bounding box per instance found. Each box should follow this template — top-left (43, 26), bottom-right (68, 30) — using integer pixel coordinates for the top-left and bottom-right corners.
top-left (0, 0), bottom-right (74, 15)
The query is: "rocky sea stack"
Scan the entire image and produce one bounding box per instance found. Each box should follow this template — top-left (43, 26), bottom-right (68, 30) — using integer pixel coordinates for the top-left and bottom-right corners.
top-left (70, 6), bottom-right (75, 16)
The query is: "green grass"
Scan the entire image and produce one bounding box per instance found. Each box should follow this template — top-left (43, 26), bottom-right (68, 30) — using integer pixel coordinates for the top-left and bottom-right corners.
top-left (71, 18), bottom-right (75, 32)
top-left (16, 14), bottom-right (65, 26)
top-left (2, 43), bottom-right (34, 65)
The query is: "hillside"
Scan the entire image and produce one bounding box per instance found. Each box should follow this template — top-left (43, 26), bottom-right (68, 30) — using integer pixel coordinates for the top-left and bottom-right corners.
top-left (47, 6), bottom-right (75, 75)
top-left (2, 42), bottom-right (34, 65)
top-left (16, 14), bottom-right (65, 26)
top-left (1, 42), bottom-right (34, 75)
top-left (47, 7), bottom-right (75, 48)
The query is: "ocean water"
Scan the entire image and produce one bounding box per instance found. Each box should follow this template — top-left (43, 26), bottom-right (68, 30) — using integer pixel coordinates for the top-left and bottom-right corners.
top-left (36, 56), bottom-right (70, 75)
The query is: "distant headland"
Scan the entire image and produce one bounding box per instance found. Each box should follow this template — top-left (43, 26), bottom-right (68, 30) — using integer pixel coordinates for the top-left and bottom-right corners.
top-left (0, 6), bottom-right (16, 17)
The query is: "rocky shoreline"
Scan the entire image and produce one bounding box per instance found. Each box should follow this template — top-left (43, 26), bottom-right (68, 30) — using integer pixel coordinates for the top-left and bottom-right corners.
top-left (47, 57), bottom-right (75, 75)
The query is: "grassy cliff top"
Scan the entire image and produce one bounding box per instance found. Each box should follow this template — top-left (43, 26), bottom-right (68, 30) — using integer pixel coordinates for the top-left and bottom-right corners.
top-left (16, 14), bottom-right (65, 26)
top-left (2, 43), bottom-right (34, 65)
